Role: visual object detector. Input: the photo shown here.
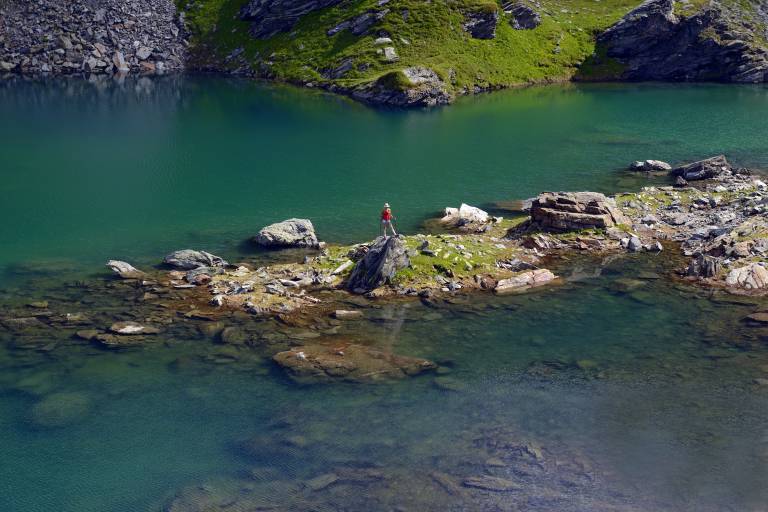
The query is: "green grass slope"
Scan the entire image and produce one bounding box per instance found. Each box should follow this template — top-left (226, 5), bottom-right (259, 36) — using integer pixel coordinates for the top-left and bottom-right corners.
top-left (178, 0), bottom-right (642, 94)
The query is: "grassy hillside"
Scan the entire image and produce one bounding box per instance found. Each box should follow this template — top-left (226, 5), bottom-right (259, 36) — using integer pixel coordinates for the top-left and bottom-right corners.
top-left (177, 0), bottom-right (642, 93)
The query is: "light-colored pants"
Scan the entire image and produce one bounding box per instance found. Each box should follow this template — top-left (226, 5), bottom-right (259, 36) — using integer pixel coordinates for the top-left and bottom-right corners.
top-left (381, 220), bottom-right (396, 237)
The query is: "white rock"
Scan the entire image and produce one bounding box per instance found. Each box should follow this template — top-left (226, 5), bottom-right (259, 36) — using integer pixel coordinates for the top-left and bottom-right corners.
top-left (374, 37), bottom-right (393, 45)
top-left (725, 263), bottom-right (768, 290)
top-left (382, 47), bottom-right (398, 62)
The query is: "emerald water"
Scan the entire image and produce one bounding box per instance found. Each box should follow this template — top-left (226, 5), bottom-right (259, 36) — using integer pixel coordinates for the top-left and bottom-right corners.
top-left (2, 76), bottom-right (768, 511)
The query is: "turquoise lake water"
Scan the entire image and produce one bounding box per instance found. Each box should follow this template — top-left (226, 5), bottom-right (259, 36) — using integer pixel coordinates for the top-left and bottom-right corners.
top-left (2, 76), bottom-right (768, 511)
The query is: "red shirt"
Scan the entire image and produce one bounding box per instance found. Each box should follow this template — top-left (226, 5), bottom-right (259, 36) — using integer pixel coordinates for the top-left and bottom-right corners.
top-left (381, 208), bottom-right (392, 221)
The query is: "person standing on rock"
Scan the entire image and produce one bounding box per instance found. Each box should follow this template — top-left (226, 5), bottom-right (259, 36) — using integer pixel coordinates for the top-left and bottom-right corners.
top-left (381, 203), bottom-right (397, 238)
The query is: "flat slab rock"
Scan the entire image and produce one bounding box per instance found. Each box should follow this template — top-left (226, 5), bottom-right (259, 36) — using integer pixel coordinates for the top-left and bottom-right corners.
top-left (495, 268), bottom-right (556, 293)
top-left (530, 191), bottom-right (628, 232)
top-left (273, 344), bottom-right (437, 383)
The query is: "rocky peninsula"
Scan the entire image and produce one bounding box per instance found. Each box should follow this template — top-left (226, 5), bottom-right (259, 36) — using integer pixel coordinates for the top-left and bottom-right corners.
top-left (2, 154), bottom-right (762, 385)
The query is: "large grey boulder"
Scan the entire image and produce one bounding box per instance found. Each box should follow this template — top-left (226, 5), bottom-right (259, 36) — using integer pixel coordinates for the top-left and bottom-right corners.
top-left (240, 0), bottom-right (343, 38)
top-left (671, 155), bottom-right (732, 181)
top-left (253, 218), bottom-right (319, 248)
top-left (163, 250), bottom-right (229, 270)
top-left (347, 236), bottom-right (411, 293)
top-left (530, 192), bottom-right (629, 232)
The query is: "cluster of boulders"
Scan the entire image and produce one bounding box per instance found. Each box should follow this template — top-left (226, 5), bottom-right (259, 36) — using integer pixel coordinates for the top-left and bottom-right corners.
top-left (0, 0), bottom-right (186, 75)
top-left (587, 0), bottom-right (768, 83)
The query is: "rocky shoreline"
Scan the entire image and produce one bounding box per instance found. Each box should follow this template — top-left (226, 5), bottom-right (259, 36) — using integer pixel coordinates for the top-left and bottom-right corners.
top-left (3, 0), bottom-right (768, 108)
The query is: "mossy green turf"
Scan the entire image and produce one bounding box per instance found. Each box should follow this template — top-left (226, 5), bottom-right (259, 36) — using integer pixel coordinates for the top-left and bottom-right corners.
top-left (178, 0), bottom-right (642, 93)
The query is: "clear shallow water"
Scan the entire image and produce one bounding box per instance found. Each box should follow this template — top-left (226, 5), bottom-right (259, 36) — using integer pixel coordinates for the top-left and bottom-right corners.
top-left (2, 77), bottom-right (768, 511)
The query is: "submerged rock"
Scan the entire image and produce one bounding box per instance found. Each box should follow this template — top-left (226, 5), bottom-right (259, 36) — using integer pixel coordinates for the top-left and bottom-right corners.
top-left (347, 236), bottom-right (411, 293)
top-left (530, 192), bottom-right (628, 232)
top-left (273, 344), bottom-right (436, 383)
top-left (671, 155), bottom-right (732, 181)
top-left (163, 250), bottom-right (229, 270)
top-left (253, 218), bottom-right (319, 248)
top-left (30, 392), bottom-right (91, 428)
top-left (106, 260), bottom-right (146, 279)
top-left (462, 475), bottom-right (520, 492)
top-left (494, 269), bottom-right (556, 293)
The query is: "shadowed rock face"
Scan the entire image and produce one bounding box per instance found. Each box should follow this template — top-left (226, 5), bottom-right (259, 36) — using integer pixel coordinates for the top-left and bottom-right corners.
top-left (504, 2), bottom-right (541, 30)
top-left (589, 0), bottom-right (768, 82)
top-left (463, 10), bottom-right (499, 39)
top-left (347, 236), bottom-right (410, 293)
top-left (240, 0), bottom-right (343, 39)
top-left (530, 192), bottom-right (629, 232)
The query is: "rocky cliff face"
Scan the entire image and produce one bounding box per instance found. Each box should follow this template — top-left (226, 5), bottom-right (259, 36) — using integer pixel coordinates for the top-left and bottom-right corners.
top-left (583, 0), bottom-right (768, 82)
top-left (0, 0), bottom-right (186, 75)
top-left (240, 0), bottom-right (343, 39)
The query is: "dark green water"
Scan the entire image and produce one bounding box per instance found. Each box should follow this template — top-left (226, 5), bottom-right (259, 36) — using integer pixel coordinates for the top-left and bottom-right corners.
top-left (2, 76), bottom-right (768, 511)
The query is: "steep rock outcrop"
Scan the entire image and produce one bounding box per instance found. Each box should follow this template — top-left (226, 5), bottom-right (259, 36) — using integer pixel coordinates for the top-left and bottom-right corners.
top-left (0, 0), bottom-right (186, 75)
top-left (584, 0), bottom-right (768, 82)
top-left (347, 236), bottom-right (410, 293)
top-left (504, 2), bottom-right (541, 30)
top-left (463, 10), bottom-right (500, 39)
top-left (240, 0), bottom-right (343, 39)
